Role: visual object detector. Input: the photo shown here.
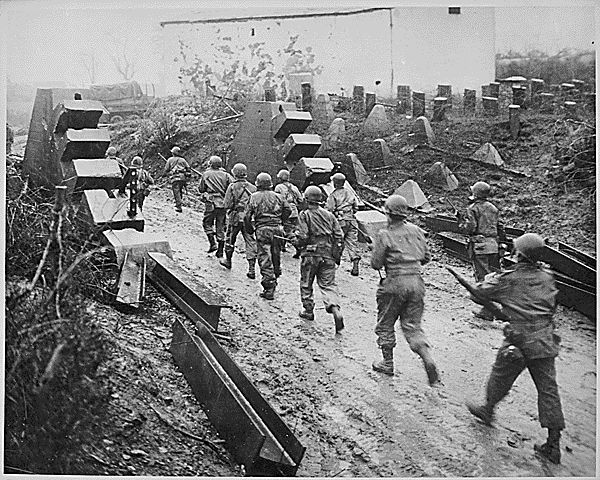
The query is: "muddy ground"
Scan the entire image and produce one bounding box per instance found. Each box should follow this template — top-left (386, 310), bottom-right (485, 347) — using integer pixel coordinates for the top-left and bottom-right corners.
top-left (112, 185), bottom-right (595, 478)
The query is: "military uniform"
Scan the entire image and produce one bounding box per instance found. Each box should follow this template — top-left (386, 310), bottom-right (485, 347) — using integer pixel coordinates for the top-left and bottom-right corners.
top-left (294, 205), bottom-right (343, 315)
top-left (371, 220), bottom-right (432, 353)
top-left (163, 155), bottom-right (191, 211)
top-left (471, 263), bottom-right (565, 431)
top-left (461, 199), bottom-right (502, 282)
top-left (326, 186), bottom-right (360, 262)
top-left (274, 181), bottom-right (303, 241)
top-left (245, 190), bottom-right (291, 296)
top-left (199, 168), bottom-right (233, 244)
top-left (223, 179), bottom-right (257, 266)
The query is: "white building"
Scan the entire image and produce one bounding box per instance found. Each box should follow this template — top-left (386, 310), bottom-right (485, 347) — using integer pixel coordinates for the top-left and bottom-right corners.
top-left (159, 6), bottom-right (495, 98)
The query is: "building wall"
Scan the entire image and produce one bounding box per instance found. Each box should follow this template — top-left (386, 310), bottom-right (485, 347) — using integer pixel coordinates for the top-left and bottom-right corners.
top-left (161, 7), bottom-right (495, 98)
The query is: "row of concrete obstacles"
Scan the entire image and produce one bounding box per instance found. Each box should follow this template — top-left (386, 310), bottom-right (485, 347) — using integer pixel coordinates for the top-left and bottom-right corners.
top-left (23, 88), bottom-right (307, 476)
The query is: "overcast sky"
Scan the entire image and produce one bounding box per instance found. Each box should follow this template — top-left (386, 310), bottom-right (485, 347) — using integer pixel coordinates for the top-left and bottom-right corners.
top-left (1, 0), bottom-right (597, 89)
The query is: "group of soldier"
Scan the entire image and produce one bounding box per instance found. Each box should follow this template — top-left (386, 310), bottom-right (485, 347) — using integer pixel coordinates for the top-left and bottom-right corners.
top-left (157, 146), bottom-right (565, 466)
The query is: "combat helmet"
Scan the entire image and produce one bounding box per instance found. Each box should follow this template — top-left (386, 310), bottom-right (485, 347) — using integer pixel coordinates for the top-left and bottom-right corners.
top-left (513, 233), bottom-right (545, 262)
top-left (255, 172), bottom-right (273, 189)
top-left (231, 163), bottom-right (247, 179)
top-left (384, 194), bottom-right (409, 217)
top-left (470, 181), bottom-right (491, 199)
top-left (332, 172), bottom-right (346, 187)
top-left (171, 146), bottom-right (181, 155)
top-left (277, 169), bottom-right (290, 181)
top-left (132, 156), bottom-right (143, 167)
top-left (304, 185), bottom-right (323, 204)
top-left (209, 155), bottom-right (223, 168)
top-left (106, 146), bottom-right (117, 157)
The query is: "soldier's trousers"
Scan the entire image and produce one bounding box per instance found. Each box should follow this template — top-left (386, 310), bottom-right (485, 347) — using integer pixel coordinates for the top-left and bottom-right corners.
top-left (256, 225), bottom-right (283, 289)
top-left (468, 244), bottom-right (500, 282)
top-left (203, 207), bottom-right (226, 241)
top-left (225, 222), bottom-right (257, 261)
top-left (375, 274), bottom-right (429, 352)
top-left (171, 181), bottom-right (185, 209)
top-left (300, 256), bottom-right (340, 313)
top-left (283, 217), bottom-right (298, 240)
top-left (340, 219), bottom-right (360, 261)
top-left (485, 347), bottom-right (565, 430)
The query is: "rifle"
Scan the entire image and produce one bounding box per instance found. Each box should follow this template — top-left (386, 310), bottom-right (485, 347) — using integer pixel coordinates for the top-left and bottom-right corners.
top-left (443, 197), bottom-right (461, 219)
top-left (446, 267), bottom-right (505, 319)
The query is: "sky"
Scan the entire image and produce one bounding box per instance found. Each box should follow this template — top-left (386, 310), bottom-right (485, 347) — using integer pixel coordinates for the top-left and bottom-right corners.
top-left (0, 0), bottom-right (597, 90)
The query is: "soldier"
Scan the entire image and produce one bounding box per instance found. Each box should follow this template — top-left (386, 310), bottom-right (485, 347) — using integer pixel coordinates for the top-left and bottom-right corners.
top-left (162, 146), bottom-right (191, 213)
top-left (293, 185), bottom-right (345, 333)
top-left (465, 233), bottom-right (565, 464)
top-left (106, 146), bottom-right (126, 174)
top-left (244, 172), bottom-right (291, 300)
top-left (118, 156), bottom-right (154, 210)
top-left (459, 180), bottom-right (504, 320)
top-left (274, 169), bottom-right (303, 256)
top-left (370, 195), bottom-right (440, 386)
top-left (199, 156), bottom-right (232, 257)
top-left (220, 163), bottom-right (258, 279)
top-left (326, 172), bottom-right (361, 276)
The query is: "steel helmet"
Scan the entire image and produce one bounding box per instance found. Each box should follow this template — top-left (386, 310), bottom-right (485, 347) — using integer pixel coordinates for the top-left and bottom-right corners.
top-left (384, 194), bottom-right (409, 217)
top-left (304, 185), bottom-right (323, 203)
top-left (513, 233), bottom-right (545, 262)
top-left (106, 146), bottom-right (117, 157)
top-left (332, 172), bottom-right (346, 187)
top-left (132, 156), bottom-right (143, 167)
top-left (231, 163), bottom-right (247, 179)
top-left (209, 155), bottom-right (223, 168)
top-left (255, 172), bottom-right (273, 189)
top-left (277, 169), bottom-right (290, 181)
top-left (171, 146), bottom-right (181, 155)
top-left (470, 181), bottom-right (491, 199)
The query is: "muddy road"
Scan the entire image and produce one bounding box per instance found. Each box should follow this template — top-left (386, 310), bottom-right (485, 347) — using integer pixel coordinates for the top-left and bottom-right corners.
top-left (143, 186), bottom-right (595, 477)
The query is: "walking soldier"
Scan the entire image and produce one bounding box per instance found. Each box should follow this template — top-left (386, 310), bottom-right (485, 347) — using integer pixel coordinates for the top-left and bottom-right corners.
top-left (459, 180), bottom-right (504, 320)
top-left (274, 169), bottom-right (304, 256)
top-left (199, 156), bottom-right (232, 257)
top-left (465, 233), bottom-right (565, 464)
top-left (293, 185), bottom-right (345, 333)
top-left (244, 173), bottom-right (291, 300)
top-left (220, 163), bottom-right (258, 279)
top-left (326, 172), bottom-right (361, 276)
top-left (370, 195), bottom-right (441, 386)
top-left (162, 146), bottom-right (191, 213)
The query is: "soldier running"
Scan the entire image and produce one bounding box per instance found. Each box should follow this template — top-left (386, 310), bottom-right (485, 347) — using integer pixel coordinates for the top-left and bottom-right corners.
top-left (162, 146), bottom-right (191, 213)
top-left (458, 180), bottom-right (505, 320)
top-left (199, 156), bottom-right (232, 257)
top-left (119, 156), bottom-right (154, 210)
top-left (244, 172), bottom-right (291, 300)
top-left (370, 194), bottom-right (441, 386)
top-left (293, 185), bottom-right (345, 333)
top-left (274, 169), bottom-right (303, 256)
top-left (326, 172), bottom-right (361, 276)
top-left (465, 233), bottom-right (565, 464)
top-left (220, 163), bottom-right (258, 279)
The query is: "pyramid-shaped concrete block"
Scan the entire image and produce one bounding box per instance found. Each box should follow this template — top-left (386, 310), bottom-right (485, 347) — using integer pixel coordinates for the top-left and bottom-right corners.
top-left (472, 142), bottom-right (504, 166)
top-left (346, 153), bottom-right (368, 186)
top-left (425, 161), bottom-right (459, 191)
top-left (412, 116), bottom-right (435, 145)
top-left (312, 93), bottom-right (335, 124)
top-left (363, 105), bottom-right (391, 136)
top-left (373, 138), bottom-right (392, 166)
top-left (393, 179), bottom-right (434, 212)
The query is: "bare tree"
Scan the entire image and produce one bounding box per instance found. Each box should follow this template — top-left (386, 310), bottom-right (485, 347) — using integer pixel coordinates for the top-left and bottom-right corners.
top-left (78, 51), bottom-right (97, 84)
top-left (108, 34), bottom-right (137, 81)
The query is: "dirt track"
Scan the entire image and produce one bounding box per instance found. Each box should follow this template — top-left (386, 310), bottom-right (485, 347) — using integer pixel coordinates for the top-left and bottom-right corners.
top-left (139, 185), bottom-right (596, 478)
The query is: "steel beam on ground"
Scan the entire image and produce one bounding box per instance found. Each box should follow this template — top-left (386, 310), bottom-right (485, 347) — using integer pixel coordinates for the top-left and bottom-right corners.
top-left (116, 252), bottom-right (146, 308)
top-left (557, 241), bottom-right (596, 269)
top-left (147, 252), bottom-right (230, 331)
top-left (170, 319), bottom-right (306, 476)
top-left (542, 245), bottom-right (595, 289)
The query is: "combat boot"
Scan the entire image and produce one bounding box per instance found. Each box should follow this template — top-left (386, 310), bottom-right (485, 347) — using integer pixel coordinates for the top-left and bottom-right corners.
top-left (416, 345), bottom-right (441, 386)
top-left (299, 309), bottom-right (314, 321)
top-left (220, 249), bottom-right (233, 269)
top-left (331, 306), bottom-right (344, 332)
top-left (216, 241), bottom-right (225, 258)
top-left (350, 258), bottom-right (360, 276)
top-left (466, 401), bottom-right (494, 425)
top-left (372, 347), bottom-right (394, 375)
top-left (473, 307), bottom-right (495, 321)
top-left (259, 283), bottom-right (276, 300)
top-left (207, 234), bottom-right (217, 253)
top-left (247, 259), bottom-right (256, 279)
top-left (534, 429), bottom-right (561, 464)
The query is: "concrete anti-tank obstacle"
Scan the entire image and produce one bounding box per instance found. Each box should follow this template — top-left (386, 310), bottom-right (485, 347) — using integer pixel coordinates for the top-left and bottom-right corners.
top-left (509, 104), bottom-right (520, 140)
top-left (411, 116), bottom-right (435, 146)
top-left (463, 89), bottom-right (476, 114)
top-left (365, 92), bottom-right (376, 116)
top-left (412, 90), bottom-right (425, 117)
top-left (432, 97), bottom-right (447, 122)
top-left (397, 84), bottom-right (411, 114)
top-left (352, 85), bottom-right (365, 114)
top-left (363, 105), bottom-right (391, 136)
top-left (482, 96), bottom-right (499, 116)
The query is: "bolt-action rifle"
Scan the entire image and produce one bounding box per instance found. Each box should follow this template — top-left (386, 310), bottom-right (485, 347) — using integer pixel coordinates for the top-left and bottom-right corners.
top-left (446, 266), bottom-right (505, 319)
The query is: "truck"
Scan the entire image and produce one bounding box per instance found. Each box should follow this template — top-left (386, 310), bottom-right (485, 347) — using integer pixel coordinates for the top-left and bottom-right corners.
top-left (88, 80), bottom-right (156, 123)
